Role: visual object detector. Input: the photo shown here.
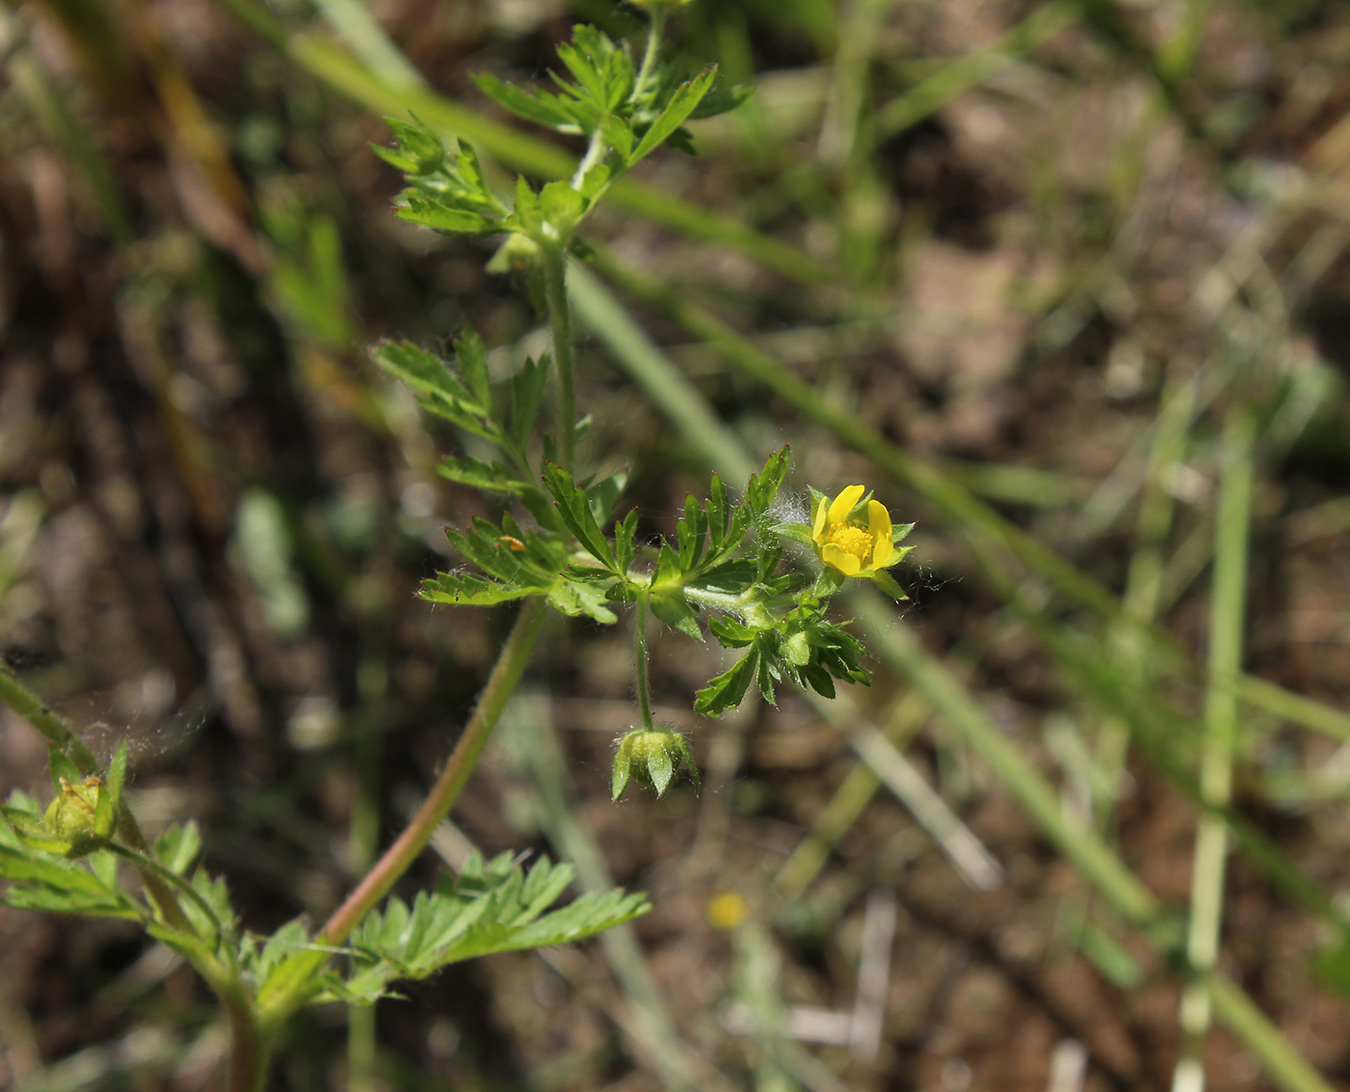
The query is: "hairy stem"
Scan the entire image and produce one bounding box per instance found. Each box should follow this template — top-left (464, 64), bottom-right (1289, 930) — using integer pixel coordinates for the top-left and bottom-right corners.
top-left (543, 245), bottom-right (576, 475)
top-left (0, 663), bottom-right (100, 771)
top-left (319, 598), bottom-right (548, 945)
top-left (110, 843), bottom-right (228, 957)
top-left (634, 592), bottom-right (655, 729)
top-left (223, 982), bottom-right (266, 1092)
top-left (633, 7), bottom-right (665, 104)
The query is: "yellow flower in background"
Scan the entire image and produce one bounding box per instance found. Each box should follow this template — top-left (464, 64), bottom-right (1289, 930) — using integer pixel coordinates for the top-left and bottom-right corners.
top-left (706, 891), bottom-right (750, 931)
top-left (812, 485), bottom-right (901, 578)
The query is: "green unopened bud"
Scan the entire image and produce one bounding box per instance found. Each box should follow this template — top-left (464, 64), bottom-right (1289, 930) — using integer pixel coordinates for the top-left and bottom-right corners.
top-left (42, 775), bottom-right (115, 857)
top-left (487, 232), bottom-right (541, 275)
top-left (612, 726), bottom-right (699, 801)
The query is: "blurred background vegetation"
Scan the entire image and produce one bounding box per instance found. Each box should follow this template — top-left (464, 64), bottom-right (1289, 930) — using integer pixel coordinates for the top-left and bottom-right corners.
top-left (4, 0), bottom-right (1350, 1088)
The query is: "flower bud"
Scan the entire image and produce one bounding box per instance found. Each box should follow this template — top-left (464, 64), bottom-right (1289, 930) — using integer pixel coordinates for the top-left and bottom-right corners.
top-left (612, 726), bottom-right (699, 800)
top-left (43, 776), bottom-right (115, 857)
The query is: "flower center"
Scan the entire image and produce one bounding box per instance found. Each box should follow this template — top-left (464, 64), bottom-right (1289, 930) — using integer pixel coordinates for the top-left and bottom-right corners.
top-left (826, 522), bottom-right (873, 564)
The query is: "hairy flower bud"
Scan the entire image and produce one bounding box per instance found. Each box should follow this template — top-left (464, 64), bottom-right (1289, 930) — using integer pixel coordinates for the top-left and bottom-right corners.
top-left (42, 776), bottom-right (115, 857)
top-left (612, 726), bottom-right (699, 800)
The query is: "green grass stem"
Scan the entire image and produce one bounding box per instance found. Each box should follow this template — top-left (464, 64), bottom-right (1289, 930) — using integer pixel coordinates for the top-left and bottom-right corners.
top-left (874, 0), bottom-right (1079, 141)
top-left (776, 688), bottom-right (928, 897)
top-left (1175, 406), bottom-right (1256, 1088)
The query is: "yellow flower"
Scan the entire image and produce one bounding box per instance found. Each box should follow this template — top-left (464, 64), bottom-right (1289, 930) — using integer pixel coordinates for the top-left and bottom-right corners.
top-left (706, 891), bottom-right (750, 931)
top-left (812, 485), bottom-right (900, 577)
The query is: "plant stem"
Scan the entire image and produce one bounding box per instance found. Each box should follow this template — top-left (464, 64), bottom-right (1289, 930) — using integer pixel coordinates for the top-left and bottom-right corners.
top-left (0, 663), bottom-right (100, 772)
top-left (318, 598), bottom-right (547, 945)
top-left (633, 7), bottom-right (666, 104)
top-left (543, 245), bottom-right (576, 475)
top-left (571, 131), bottom-right (608, 189)
top-left (634, 593), bottom-right (655, 729)
top-left (110, 843), bottom-right (228, 955)
top-left (224, 987), bottom-right (267, 1092)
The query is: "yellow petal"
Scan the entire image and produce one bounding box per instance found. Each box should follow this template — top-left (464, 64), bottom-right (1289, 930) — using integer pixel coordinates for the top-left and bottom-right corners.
top-left (867, 500), bottom-right (894, 568)
top-left (828, 485), bottom-right (865, 528)
top-left (866, 499), bottom-right (891, 543)
top-left (821, 542), bottom-right (861, 576)
top-left (812, 496), bottom-right (828, 541)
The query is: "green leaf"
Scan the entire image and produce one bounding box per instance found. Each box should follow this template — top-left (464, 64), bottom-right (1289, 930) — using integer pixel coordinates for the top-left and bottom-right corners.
top-left (650, 590), bottom-right (701, 640)
top-left (437, 455), bottom-right (527, 494)
top-left (451, 142), bottom-right (496, 211)
top-left (745, 445), bottom-right (790, 520)
top-left (695, 652), bottom-right (759, 717)
top-left (653, 542), bottom-right (682, 588)
top-left (510, 354), bottom-right (550, 451)
top-left (455, 328), bottom-right (491, 409)
top-left (706, 474), bottom-right (730, 550)
top-left (542, 464), bottom-right (616, 571)
top-left (471, 73), bottom-right (578, 132)
top-left (799, 663), bottom-right (836, 699)
top-left (421, 571), bottom-right (547, 608)
top-left (586, 470), bottom-right (628, 525)
top-left (511, 176), bottom-right (543, 237)
top-left (688, 79), bottom-right (755, 121)
top-left (614, 509), bottom-right (639, 576)
top-left (540, 181), bottom-right (587, 237)
top-left (0, 843), bottom-right (142, 920)
top-left (257, 919), bottom-right (312, 977)
top-left (153, 822), bottom-right (202, 876)
top-left (396, 197), bottom-right (500, 237)
top-left (339, 853), bottom-right (649, 998)
top-left (676, 494), bottom-right (707, 572)
top-left (548, 577), bottom-right (619, 623)
top-left (757, 652), bottom-right (778, 706)
top-left (708, 615), bottom-right (757, 649)
top-left (377, 116), bottom-right (446, 175)
top-left (372, 340), bottom-right (495, 441)
top-left (631, 68), bottom-right (717, 164)
top-left (602, 115), bottom-right (633, 166)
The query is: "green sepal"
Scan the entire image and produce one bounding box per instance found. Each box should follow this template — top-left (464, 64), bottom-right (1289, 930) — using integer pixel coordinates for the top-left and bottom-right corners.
top-left (812, 566), bottom-right (845, 598)
top-left (612, 728), bottom-right (699, 800)
top-left (48, 746), bottom-right (81, 793)
top-left (871, 569), bottom-right (909, 601)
